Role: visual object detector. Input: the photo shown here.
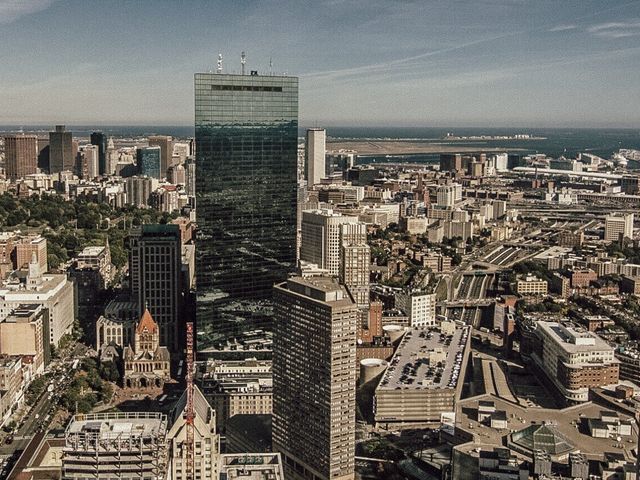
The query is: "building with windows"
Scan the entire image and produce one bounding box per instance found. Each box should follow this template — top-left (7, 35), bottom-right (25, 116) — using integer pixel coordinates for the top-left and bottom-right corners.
top-left (168, 384), bottom-right (220, 480)
top-left (137, 146), bottom-right (162, 179)
top-left (525, 321), bottom-right (619, 404)
top-left (300, 209), bottom-right (359, 276)
top-left (49, 125), bottom-right (74, 173)
top-left (78, 144), bottom-right (99, 179)
top-left (4, 135), bottom-right (38, 181)
top-left (394, 289), bottom-right (437, 327)
top-left (122, 309), bottom-right (170, 389)
top-left (70, 245), bottom-right (114, 306)
top-left (62, 413), bottom-right (169, 480)
top-left (14, 235), bottom-right (48, 273)
top-left (199, 358), bottom-right (272, 431)
top-left (0, 356), bottom-right (24, 428)
top-left (129, 224), bottom-right (182, 352)
top-left (436, 183), bottom-right (462, 207)
top-left (604, 213), bottom-right (634, 242)
top-left (195, 72), bottom-right (298, 347)
top-left (305, 128), bottom-right (326, 187)
top-left (148, 135), bottom-right (173, 178)
top-left (0, 254), bottom-right (73, 347)
top-left (273, 276), bottom-right (357, 480)
top-left (0, 304), bottom-right (49, 375)
top-left (90, 131), bottom-right (107, 176)
top-left (516, 275), bottom-right (548, 296)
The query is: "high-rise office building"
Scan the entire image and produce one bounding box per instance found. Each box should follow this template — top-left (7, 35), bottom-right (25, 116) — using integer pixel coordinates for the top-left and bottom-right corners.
top-left (106, 137), bottom-right (117, 175)
top-left (305, 127), bottom-right (326, 186)
top-left (340, 223), bottom-right (370, 308)
top-left (79, 144), bottom-right (99, 179)
top-left (148, 135), bottom-right (173, 178)
top-left (273, 276), bottom-right (356, 480)
top-left (184, 157), bottom-right (196, 196)
top-left (194, 72), bottom-right (298, 346)
top-left (125, 176), bottom-right (158, 208)
top-left (90, 131), bottom-right (108, 175)
top-left (49, 125), bottom-right (74, 173)
top-left (129, 224), bottom-right (182, 352)
top-left (37, 137), bottom-right (49, 172)
top-left (436, 183), bottom-right (462, 207)
top-left (137, 146), bottom-right (162, 179)
top-left (300, 209), bottom-right (359, 276)
top-left (4, 135), bottom-right (38, 181)
top-left (604, 213), bottom-right (634, 242)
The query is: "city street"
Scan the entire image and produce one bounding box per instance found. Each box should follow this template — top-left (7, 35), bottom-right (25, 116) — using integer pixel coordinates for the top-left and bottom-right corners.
top-left (0, 342), bottom-right (83, 475)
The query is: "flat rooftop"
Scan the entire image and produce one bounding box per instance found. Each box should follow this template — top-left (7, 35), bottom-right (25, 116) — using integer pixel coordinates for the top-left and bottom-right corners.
top-left (78, 246), bottom-right (106, 257)
top-left (66, 413), bottom-right (167, 440)
top-left (456, 394), bottom-right (638, 462)
top-left (377, 325), bottom-right (469, 391)
top-left (218, 453), bottom-right (284, 480)
top-left (283, 276), bottom-right (354, 306)
top-left (533, 246), bottom-right (573, 260)
top-left (538, 321), bottom-right (615, 354)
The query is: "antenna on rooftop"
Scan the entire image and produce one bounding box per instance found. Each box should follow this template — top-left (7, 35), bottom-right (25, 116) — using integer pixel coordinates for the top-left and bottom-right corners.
top-left (216, 53), bottom-right (223, 74)
top-left (241, 51), bottom-right (246, 76)
top-left (269, 57), bottom-right (273, 76)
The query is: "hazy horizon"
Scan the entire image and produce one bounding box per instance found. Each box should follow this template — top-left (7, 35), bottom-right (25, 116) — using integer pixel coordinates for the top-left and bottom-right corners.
top-left (1, 0), bottom-right (640, 127)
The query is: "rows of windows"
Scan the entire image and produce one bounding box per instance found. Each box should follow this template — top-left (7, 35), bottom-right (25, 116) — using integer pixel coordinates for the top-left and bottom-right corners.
top-left (209, 85), bottom-right (283, 92)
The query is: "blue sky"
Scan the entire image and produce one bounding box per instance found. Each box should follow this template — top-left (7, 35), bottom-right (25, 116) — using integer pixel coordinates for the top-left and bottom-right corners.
top-left (0, 0), bottom-right (640, 127)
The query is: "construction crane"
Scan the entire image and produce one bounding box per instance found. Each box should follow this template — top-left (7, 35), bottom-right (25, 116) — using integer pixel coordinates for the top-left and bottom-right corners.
top-left (185, 322), bottom-right (195, 480)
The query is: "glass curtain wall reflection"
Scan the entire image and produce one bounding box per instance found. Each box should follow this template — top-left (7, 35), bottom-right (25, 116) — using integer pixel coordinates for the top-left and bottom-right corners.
top-left (194, 73), bottom-right (298, 351)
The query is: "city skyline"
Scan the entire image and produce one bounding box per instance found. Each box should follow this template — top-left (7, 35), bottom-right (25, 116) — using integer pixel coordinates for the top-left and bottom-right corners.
top-left (0, 0), bottom-right (639, 127)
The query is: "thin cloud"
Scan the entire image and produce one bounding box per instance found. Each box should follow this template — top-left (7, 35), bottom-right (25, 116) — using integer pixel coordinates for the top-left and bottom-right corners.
top-left (0, 0), bottom-right (56, 24)
top-left (549, 24), bottom-right (577, 32)
top-left (302, 31), bottom-right (521, 82)
top-left (588, 20), bottom-right (640, 38)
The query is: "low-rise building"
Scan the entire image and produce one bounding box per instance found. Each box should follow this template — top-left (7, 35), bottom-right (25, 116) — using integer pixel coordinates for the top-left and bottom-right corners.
top-left (615, 347), bottom-right (640, 385)
top-left (394, 289), bottom-right (436, 327)
top-left (374, 325), bottom-right (470, 426)
top-left (516, 275), bottom-right (548, 296)
top-left (199, 358), bottom-right (272, 432)
top-left (569, 268), bottom-right (597, 288)
top-left (588, 411), bottom-right (633, 438)
top-left (478, 448), bottom-right (528, 480)
top-left (0, 255), bottom-right (73, 347)
top-left (526, 321), bottom-right (619, 404)
top-left (0, 304), bottom-right (49, 375)
top-left (0, 356), bottom-right (24, 427)
top-left (620, 275), bottom-right (640, 295)
top-left (218, 453), bottom-right (284, 480)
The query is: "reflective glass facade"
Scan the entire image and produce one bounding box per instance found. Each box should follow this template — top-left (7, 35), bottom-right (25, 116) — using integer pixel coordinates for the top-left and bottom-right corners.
top-left (90, 131), bottom-right (107, 176)
top-left (137, 146), bottom-right (161, 179)
top-left (195, 73), bottom-right (298, 350)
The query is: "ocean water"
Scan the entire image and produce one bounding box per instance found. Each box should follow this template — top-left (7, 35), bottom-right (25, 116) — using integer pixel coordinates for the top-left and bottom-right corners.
top-left (324, 127), bottom-right (640, 162)
top-left (1, 125), bottom-right (638, 161)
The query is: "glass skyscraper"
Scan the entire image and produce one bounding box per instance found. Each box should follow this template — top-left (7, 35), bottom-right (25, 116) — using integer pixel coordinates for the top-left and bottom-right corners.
top-left (90, 131), bottom-right (107, 176)
top-left (137, 146), bottom-right (162, 179)
top-left (194, 73), bottom-right (298, 350)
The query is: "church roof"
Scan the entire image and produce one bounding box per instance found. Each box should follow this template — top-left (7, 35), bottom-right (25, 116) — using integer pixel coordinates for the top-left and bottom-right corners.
top-left (136, 309), bottom-right (158, 335)
top-left (123, 345), bottom-right (134, 360)
top-left (155, 347), bottom-right (170, 362)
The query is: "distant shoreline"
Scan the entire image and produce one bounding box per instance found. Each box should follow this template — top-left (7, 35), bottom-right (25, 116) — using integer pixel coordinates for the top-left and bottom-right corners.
top-left (327, 139), bottom-right (526, 155)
